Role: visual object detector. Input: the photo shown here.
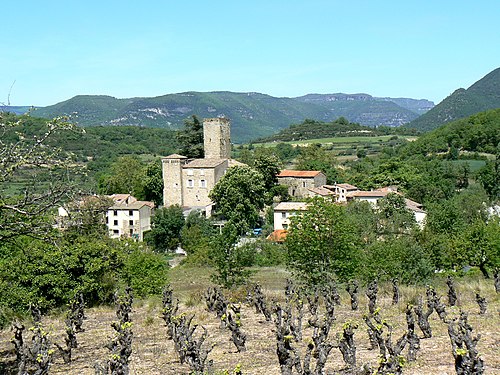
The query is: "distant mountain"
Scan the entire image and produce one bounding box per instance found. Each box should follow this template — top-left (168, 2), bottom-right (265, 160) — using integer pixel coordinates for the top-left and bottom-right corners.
top-left (32, 91), bottom-right (433, 143)
top-left (407, 67), bottom-right (500, 132)
top-left (0, 106), bottom-right (33, 115)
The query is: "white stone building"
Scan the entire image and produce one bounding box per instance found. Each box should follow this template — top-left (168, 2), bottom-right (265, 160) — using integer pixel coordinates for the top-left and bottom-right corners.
top-left (105, 194), bottom-right (154, 241)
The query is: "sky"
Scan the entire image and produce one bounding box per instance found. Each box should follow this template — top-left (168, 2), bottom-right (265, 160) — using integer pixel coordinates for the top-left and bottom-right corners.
top-left (1, 1), bottom-right (499, 107)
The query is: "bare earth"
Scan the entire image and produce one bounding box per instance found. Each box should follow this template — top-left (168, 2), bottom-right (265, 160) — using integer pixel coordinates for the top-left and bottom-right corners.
top-left (1, 268), bottom-right (499, 374)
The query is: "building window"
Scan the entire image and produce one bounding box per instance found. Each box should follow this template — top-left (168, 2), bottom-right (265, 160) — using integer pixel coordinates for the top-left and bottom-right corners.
top-left (113, 229), bottom-right (119, 235)
top-left (129, 229), bottom-right (134, 235)
top-left (187, 179), bottom-right (194, 188)
top-left (283, 224), bottom-right (288, 229)
top-left (129, 210), bottom-right (134, 216)
top-left (200, 169), bottom-right (205, 176)
top-left (199, 179), bottom-right (206, 188)
top-left (302, 181), bottom-right (307, 188)
top-left (105, 217), bottom-right (109, 224)
top-left (113, 220), bottom-right (118, 226)
top-left (187, 169), bottom-right (194, 176)
top-left (281, 212), bottom-right (286, 218)
top-left (113, 210), bottom-right (118, 216)
top-left (129, 220), bottom-right (134, 226)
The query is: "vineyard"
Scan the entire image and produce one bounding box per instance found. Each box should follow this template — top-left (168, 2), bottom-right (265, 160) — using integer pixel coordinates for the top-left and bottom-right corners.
top-left (0, 267), bottom-right (498, 375)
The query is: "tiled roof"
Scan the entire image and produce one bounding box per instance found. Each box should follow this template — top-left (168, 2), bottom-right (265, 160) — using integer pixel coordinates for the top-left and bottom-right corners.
top-left (109, 200), bottom-right (155, 210)
top-left (267, 229), bottom-right (288, 242)
top-left (274, 202), bottom-right (309, 211)
top-left (336, 183), bottom-right (358, 190)
top-left (277, 170), bottom-right (323, 178)
top-left (184, 158), bottom-right (227, 168)
top-left (308, 186), bottom-right (335, 196)
top-left (347, 190), bottom-right (390, 198)
top-left (163, 154), bottom-right (188, 159)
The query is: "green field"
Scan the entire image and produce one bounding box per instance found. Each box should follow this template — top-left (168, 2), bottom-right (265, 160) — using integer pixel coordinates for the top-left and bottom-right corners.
top-left (256, 135), bottom-right (396, 147)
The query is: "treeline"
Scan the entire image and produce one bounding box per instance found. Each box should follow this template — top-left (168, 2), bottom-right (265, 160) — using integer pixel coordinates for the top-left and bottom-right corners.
top-left (1, 113), bottom-right (177, 165)
top-left (401, 108), bottom-right (500, 156)
top-left (254, 117), bottom-right (420, 143)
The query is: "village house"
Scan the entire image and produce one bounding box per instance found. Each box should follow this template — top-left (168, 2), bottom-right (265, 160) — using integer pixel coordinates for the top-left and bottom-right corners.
top-left (277, 170), bottom-right (326, 198)
top-left (346, 187), bottom-right (426, 227)
top-left (105, 194), bottom-right (154, 241)
top-left (273, 201), bottom-right (309, 231)
top-left (56, 194), bottom-right (154, 241)
top-left (162, 118), bottom-right (243, 215)
top-left (326, 183), bottom-right (359, 202)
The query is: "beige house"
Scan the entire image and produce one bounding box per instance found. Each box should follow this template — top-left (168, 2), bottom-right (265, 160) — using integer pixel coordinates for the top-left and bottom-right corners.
top-left (273, 201), bottom-right (309, 230)
top-left (277, 170), bottom-right (327, 198)
top-left (346, 188), bottom-right (426, 227)
top-left (106, 194), bottom-right (154, 241)
top-left (56, 194), bottom-right (154, 241)
top-left (162, 118), bottom-right (242, 214)
top-left (324, 183), bottom-right (359, 202)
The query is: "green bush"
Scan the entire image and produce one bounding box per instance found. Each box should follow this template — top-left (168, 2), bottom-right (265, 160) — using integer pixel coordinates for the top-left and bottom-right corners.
top-left (121, 245), bottom-right (169, 297)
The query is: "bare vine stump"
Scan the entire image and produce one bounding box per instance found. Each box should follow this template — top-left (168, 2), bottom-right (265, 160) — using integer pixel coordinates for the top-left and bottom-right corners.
top-left (366, 279), bottom-right (378, 315)
top-left (448, 311), bottom-right (484, 375)
top-left (447, 275), bottom-right (458, 306)
top-left (338, 321), bottom-right (358, 369)
top-left (392, 278), bottom-right (400, 305)
top-left (346, 280), bottom-right (359, 311)
top-left (494, 270), bottom-right (500, 294)
top-left (226, 304), bottom-right (247, 352)
top-left (405, 304), bottom-right (420, 362)
top-left (415, 297), bottom-right (433, 338)
top-left (475, 292), bottom-right (487, 315)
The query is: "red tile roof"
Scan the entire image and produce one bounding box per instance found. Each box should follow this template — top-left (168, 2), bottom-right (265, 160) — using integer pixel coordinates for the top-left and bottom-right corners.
top-left (267, 229), bottom-right (288, 242)
top-left (277, 170), bottom-right (322, 178)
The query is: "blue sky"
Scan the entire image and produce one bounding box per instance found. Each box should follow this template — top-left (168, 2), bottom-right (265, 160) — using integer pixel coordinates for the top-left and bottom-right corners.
top-left (2, 1), bottom-right (499, 106)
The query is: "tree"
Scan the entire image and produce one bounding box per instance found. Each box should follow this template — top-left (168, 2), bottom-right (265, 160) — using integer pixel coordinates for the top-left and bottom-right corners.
top-left (0, 114), bottom-right (83, 242)
top-left (209, 223), bottom-right (252, 289)
top-left (176, 115), bottom-right (204, 158)
top-left (296, 144), bottom-right (340, 183)
top-left (146, 205), bottom-right (185, 252)
top-left (253, 154), bottom-right (282, 191)
top-left (181, 210), bottom-right (217, 265)
top-left (209, 166), bottom-right (266, 234)
top-left (376, 193), bottom-right (416, 236)
top-left (143, 159), bottom-right (164, 207)
top-left (98, 156), bottom-right (146, 199)
top-left (286, 198), bottom-right (360, 286)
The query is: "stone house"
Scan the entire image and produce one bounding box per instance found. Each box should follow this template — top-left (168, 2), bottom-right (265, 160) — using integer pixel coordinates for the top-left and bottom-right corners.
top-left (162, 118), bottom-right (242, 214)
top-left (277, 170), bottom-right (327, 198)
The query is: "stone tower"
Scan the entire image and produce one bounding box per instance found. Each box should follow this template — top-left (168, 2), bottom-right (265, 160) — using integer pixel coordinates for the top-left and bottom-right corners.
top-left (161, 154), bottom-right (187, 207)
top-left (203, 118), bottom-right (231, 159)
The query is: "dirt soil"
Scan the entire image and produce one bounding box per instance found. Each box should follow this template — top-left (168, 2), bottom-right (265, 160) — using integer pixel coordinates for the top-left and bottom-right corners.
top-left (1, 277), bottom-right (499, 374)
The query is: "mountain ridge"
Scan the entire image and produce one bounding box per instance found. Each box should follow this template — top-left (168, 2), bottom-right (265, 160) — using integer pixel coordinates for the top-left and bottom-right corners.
top-left (29, 91), bottom-right (433, 143)
top-left (406, 67), bottom-right (500, 131)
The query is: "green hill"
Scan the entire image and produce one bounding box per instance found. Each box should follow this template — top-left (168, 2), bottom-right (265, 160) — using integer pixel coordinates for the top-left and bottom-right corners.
top-left (32, 91), bottom-right (430, 143)
top-left (402, 108), bottom-right (500, 156)
top-left (407, 67), bottom-right (500, 132)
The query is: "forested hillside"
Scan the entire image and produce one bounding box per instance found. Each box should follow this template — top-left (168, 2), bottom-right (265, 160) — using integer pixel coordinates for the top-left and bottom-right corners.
top-left (254, 117), bottom-right (419, 143)
top-left (407, 67), bottom-right (500, 131)
top-left (32, 91), bottom-right (429, 143)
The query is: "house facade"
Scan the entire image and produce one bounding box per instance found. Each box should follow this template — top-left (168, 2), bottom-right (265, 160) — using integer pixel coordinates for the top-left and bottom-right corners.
top-left (105, 194), bottom-right (154, 241)
top-left (273, 201), bottom-right (309, 230)
top-left (277, 170), bottom-right (327, 198)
